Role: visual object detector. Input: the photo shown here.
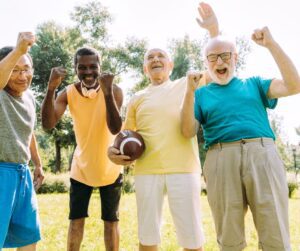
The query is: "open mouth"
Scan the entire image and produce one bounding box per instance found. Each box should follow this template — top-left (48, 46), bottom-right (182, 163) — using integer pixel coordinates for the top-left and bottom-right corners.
top-left (151, 64), bottom-right (163, 70)
top-left (216, 68), bottom-right (227, 75)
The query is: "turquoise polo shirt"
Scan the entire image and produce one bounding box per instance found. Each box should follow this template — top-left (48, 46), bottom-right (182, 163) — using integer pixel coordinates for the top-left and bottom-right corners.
top-left (194, 76), bottom-right (277, 148)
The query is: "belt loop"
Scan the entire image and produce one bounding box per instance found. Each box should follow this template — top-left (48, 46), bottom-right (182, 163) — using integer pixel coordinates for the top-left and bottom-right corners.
top-left (218, 142), bottom-right (222, 150)
top-left (260, 137), bottom-right (265, 147)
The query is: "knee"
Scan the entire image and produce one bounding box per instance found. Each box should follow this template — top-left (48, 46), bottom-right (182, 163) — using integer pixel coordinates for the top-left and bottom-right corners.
top-left (104, 221), bottom-right (118, 231)
top-left (70, 218), bottom-right (85, 231)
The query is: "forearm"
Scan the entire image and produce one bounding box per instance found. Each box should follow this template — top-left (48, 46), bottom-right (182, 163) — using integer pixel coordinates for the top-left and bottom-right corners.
top-left (30, 134), bottom-right (42, 168)
top-left (41, 89), bottom-right (58, 129)
top-left (0, 50), bottom-right (23, 89)
top-left (181, 90), bottom-right (199, 138)
top-left (104, 93), bottom-right (122, 135)
top-left (208, 23), bottom-right (219, 38)
top-left (269, 42), bottom-right (300, 94)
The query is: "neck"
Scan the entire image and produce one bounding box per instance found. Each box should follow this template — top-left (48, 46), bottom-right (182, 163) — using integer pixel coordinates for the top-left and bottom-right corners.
top-left (151, 77), bottom-right (169, 86)
top-left (4, 86), bottom-right (23, 97)
top-left (81, 80), bottom-right (98, 88)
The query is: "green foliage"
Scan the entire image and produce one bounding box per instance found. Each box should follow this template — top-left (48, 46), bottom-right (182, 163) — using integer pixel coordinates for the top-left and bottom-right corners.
top-left (122, 167), bottom-right (135, 194)
top-left (37, 173), bottom-right (69, 194)
top-left (169, 35), bottom-right (206, 80)
top-left (288, 181), bottom-right (299, 198)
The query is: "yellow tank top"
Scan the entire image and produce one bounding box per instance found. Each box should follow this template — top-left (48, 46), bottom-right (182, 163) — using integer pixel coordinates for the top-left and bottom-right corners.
top-left (67, 84), bottom-right (121, 186)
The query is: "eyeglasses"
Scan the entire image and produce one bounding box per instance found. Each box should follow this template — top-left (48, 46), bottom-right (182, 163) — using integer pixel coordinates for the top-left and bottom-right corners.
top-left (206, 52), bottom-right (232, 62)
top-left (11, 69), bottom-right (33, 76)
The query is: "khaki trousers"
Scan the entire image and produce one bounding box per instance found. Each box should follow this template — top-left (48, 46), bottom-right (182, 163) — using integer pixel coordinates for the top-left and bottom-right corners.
top-left (204, 138), bottom-right (291, 251)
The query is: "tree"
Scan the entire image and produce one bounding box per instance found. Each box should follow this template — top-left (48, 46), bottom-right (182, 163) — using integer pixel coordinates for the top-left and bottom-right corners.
top-left (31, 22), bottom-right (77, 173)
top-left (31, 1), bottom-right (147, 172)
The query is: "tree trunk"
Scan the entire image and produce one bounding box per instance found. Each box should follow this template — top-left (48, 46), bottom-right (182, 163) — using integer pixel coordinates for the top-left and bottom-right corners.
top-left (55, 139), bottom-right (61, 173)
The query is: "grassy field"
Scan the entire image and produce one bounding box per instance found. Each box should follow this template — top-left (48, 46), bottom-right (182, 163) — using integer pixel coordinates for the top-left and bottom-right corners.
top-left (5, 191), bottom-right (300, 251)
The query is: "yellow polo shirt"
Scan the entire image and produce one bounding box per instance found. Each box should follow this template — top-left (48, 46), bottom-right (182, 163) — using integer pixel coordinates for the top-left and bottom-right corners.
top-left (124, 78), bottom-right (200, 175)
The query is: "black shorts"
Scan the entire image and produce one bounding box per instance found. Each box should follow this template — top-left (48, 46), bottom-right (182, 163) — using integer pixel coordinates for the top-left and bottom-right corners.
top-left (69, 174), bottom-right (123, 221)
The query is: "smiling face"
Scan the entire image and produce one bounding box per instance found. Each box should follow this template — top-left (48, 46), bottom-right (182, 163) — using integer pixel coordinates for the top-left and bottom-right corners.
top-left (75, 54), bottom-right (101, 87)
top-left (5, 55), bottom-right (33, 97)
top-left (143, 48), bottom-right (173, 85)
top-left (205, 38), bottom-right (237, 85)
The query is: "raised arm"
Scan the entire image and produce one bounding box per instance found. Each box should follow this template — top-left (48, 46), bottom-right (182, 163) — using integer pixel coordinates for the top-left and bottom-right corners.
top-left (196, 2), bottom-right (219, 38)
top-left (0, 32), bottom-right (35, 89)
top-left (99, 73), bottom-right (123, 135)
top-left (252, 27), bottom-right (300, 99)
top-left (30, 133), bottom-right (45, 191)
top-left (41, 67), bottom-right (68, 129)
top-left (181, 72), bottom-right (204, 138)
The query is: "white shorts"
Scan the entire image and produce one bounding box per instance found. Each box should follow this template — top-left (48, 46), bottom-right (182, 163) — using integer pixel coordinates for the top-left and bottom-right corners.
top-left (134, 173), bottom-right (205, 249)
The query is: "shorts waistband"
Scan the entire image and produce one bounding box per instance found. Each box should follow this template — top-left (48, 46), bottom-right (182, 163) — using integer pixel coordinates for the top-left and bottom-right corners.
top-left (209, 137), bottom-right (274, 150)
top-left (0, 161), bottom-right (28, 170)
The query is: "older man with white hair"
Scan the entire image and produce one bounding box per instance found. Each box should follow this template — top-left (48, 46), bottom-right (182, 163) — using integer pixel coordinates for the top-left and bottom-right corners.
top-left (181, 4), bottom-right (300, 251)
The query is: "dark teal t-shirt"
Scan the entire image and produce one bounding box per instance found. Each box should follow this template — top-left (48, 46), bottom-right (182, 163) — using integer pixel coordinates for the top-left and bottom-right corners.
top-left (194, 76), bottom-right (277, 148)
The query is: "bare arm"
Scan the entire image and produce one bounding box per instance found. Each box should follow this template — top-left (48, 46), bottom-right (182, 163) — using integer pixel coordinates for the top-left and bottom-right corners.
top-left (100, 73), bottom-right (123, 135)
top-left (196, 2), bottom-right (219, 37)
top-left (181, 73), bottom-right (203, 138)
top-left (41, 67), bottom-right (68, 129)
top-left (30, 133), bottom-right (44, 191)
top-left (0, 32), bottom-right (35, 89)
top-left (252, 27), bottom-right (300, 99)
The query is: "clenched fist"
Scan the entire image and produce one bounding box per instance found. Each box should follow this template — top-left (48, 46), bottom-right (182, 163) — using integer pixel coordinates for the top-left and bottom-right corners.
top-left (16, 32), bottom-right (36, 55)
top-left (187, 71), bottom-right (205, 92)
top-left (99, 73), bottom-right (114, 95)
top-left (252, 27), bottom-right (275, 48)
top-left (47, 67), bottom-right (67, 91)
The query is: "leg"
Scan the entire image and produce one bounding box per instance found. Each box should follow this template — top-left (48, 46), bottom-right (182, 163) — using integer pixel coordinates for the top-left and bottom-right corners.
top-left (204, 147), bottom-right (247, 251)
top-left (134, 175), bottom-right (165, 249)
top-left (100, 174), bottom-right (123, 251)
top-left (67, 218), bottom-right (85, 251)
top-left (139, 243), bottom-right (158, 251)
top-left (68, 178), bottom-right (93, 251)
top-left (17, 243), bottom-right (37, 251)
top-left (104, 221), bottom-right (119, 251)
top-left (243, 141), bottom-right (291, 251)
top-left (166, 173), bottom-right (204, 251)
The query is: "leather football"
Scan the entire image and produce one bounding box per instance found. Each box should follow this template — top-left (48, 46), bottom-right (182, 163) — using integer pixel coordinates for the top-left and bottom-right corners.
top-left (113, 130), bottom-right (145, 160)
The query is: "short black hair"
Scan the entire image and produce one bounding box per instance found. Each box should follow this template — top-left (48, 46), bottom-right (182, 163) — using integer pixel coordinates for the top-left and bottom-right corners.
top-left (74, 47), bottom-right (101, 67)
top-left (0, 46), bottom-right (33, 66)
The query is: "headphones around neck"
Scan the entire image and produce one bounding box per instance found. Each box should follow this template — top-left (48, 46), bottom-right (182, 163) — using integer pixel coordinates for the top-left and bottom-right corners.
top-left (81, 81), bottom-right (100, 99)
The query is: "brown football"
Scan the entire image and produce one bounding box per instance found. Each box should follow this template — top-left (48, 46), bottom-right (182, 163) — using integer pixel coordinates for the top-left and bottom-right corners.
top-left (113, 130), bottom-right (146, 160)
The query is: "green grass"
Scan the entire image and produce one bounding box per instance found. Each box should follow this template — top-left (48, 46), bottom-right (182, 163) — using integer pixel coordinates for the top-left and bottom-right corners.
top-left (4, 190), bottom-right (300, 251)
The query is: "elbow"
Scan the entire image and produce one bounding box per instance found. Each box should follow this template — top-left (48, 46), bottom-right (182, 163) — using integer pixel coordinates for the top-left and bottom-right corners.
top-left (109, 122), bottom-right (122, 135)
top-left (181, 126), bottom-right (196, 138)
top-left (41, 120), bottom-right (55, 131)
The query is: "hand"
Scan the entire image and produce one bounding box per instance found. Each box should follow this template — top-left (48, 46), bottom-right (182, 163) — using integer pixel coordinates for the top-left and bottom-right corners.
top-left (187, 71), bottom-right (205, 92)
top-left (48, 67), bottom-right (67, 91)
top-left (16, 32), bottom-right (36, 55)
top-left (33, 166), bottom-right (45, 192)
top-left (107, 146), bottom-right (134, 166)
top-left (252, 27), bottom-right (275, 48)
top-left (196, 2), bottom-right (219, 35)
top-left (99, 73), bottom-right (114, 95)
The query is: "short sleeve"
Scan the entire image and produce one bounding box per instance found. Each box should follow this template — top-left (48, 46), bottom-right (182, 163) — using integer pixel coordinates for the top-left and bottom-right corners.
top-left (254, 76), bottom-right (277, 109)
top-left (123, 96), bottom-right (137, 130)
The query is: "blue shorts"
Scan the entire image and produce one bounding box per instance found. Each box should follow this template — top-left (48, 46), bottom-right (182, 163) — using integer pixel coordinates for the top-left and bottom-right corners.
top-left (0, 162), bottom-right (41, 248)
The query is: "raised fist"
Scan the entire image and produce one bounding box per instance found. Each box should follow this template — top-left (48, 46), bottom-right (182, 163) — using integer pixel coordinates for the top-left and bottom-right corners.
top-left (16, 32), bottom-right (36, 55)
top-left (187, 71), bottom-right (205, 92)
top-left (47, 67), bottom-right (67, 91)
top-left (99, 73), bottom-right (114, 95)
top-left (252, 27), bottom-right (275, 48)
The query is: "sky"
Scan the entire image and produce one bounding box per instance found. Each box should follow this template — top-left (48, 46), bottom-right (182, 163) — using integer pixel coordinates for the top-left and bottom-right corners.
top-left (1, 0), bottom-right (300, 144)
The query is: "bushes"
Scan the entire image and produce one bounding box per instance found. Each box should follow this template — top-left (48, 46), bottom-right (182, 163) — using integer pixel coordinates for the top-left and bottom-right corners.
top-left (37, 172), bottom-right (69, 194)
top-left (288, 181), bottom-right (299, 198)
